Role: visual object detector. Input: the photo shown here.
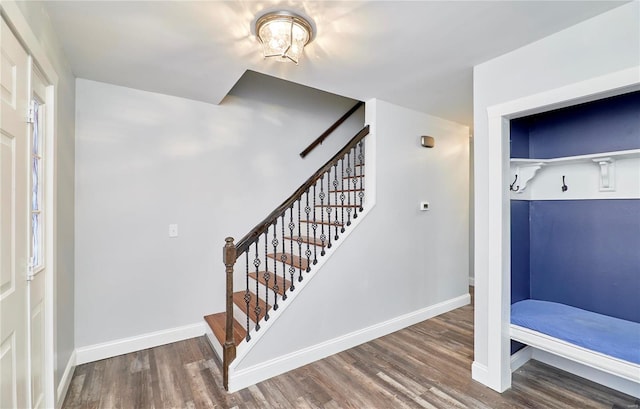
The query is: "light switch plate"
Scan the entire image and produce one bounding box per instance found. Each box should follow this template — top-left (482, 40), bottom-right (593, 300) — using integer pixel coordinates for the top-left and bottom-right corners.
top-left (420, 202), bottom-right (430, 211)
top-left (169, 224), bottom-right (178, 238)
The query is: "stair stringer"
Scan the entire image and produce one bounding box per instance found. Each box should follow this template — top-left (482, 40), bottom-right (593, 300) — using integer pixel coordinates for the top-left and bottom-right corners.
top-left (227, 203), bottom-right (375, 374)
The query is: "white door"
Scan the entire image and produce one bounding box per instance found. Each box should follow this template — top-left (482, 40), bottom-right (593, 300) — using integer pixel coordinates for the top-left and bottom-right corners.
top-left (28, 67), bottom-right (48, 409)
top-left (1, 16), bottom-right (31, 409)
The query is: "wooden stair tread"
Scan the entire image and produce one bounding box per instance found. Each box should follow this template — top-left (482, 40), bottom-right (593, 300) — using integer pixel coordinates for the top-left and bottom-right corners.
top-left (343, 175), bottom-right (364, 179)
top-left (284, 235), bottom-right (326, 247)
top-left (266, 252), bottom-right (309, 270)
top-left (300, 219), bottom-right (344, 227)
top-left (233, 291), bottom-right (271, 323)
top-left (204, 312), bottom-right (247, 346)
top-left (248, 272), bottom-right (292, 296)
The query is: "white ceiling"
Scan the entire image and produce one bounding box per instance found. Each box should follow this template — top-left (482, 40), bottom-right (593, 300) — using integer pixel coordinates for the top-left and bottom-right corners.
top-left (43, 1), bottom-right (626, 127)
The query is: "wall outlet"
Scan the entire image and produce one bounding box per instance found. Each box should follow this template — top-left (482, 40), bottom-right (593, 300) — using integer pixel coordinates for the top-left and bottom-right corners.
top-left (169, 224), bottom-right (178, 238)
top-left (420, 201), bottom-right (430, 211)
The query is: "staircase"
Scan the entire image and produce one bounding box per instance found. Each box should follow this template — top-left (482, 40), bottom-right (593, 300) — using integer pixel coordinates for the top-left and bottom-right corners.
top-left (204, 125), bottom-right (370, 390)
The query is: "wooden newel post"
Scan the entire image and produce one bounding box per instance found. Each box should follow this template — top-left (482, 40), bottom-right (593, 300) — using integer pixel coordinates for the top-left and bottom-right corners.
top-left (222, 237), bottom-right (237, 391)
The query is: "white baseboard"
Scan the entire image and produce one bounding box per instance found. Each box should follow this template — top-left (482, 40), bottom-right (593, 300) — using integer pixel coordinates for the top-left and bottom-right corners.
top-left (510, 346), bottom-right (532, 371)
top-left (228, 293), bottom-right (470, 392)
top-left (471, 361), bottom-right (489, 386)
top-left (469, 276), bottom-right (475, 286)
top-left (56, 350), bottom-right (76, 409)
top-left (531, 349), bottom-right (640, 399)
top-left (75, 322), bottom-right (206, 365)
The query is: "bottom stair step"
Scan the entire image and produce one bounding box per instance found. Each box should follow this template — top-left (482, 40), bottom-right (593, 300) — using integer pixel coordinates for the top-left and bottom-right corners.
top-left (204, 312), bottom-right (247, 346)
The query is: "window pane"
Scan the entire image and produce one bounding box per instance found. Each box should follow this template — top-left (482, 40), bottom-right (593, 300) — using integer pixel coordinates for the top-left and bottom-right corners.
top-left (32, 156), bottom-right (39, 211)
top-left (31, 212), bottom-right (40, 267)
top-left (32, 102), bottom-right (39, 155)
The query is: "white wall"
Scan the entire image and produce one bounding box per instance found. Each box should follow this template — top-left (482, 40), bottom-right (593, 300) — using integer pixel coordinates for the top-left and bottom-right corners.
top-left (473, 2), bottom-right (639, 390)
top-left (74, 73), bottom-right (364, 349)
top-left (232, 99), bottom-right (470, 382)
top-left (10, 0), bottom-right (76, 399)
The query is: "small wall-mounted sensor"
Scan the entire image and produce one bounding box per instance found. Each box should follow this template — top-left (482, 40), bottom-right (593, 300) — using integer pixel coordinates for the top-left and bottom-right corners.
top-left (420, 201), bottom-right (430, 211)
top-left (421, 135), bottom-right (435, 148)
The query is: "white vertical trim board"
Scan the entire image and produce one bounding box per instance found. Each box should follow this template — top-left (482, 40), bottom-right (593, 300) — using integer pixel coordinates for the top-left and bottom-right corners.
top-left (228, 293), bottom-right (470, 392)
top-left (75, 322), bottom-right (206, 365)
top-left (56, 350), bottom-right (76, 409)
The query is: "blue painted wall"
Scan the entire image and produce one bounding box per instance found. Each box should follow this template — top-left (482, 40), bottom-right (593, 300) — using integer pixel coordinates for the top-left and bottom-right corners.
top-left (510, 200), bottom-right (530, 303)
top-left (529, 200), bottom-right (640, 323)
top-left (511, 90), bottom-right (640, 158)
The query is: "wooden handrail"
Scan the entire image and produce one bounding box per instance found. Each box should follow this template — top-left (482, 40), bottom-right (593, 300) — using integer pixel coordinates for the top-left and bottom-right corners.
top-left (235, 124), bottom-right (370, 256)
top-left (299, 101), bottom-right (364, 158)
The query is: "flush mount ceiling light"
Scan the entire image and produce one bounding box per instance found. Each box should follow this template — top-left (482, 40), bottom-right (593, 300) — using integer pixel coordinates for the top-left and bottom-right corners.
top-left (253, 11), bottom-right (314, 65)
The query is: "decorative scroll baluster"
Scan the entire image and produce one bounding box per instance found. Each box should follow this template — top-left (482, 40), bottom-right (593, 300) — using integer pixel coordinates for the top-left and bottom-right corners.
top-left (244, 252), bottom-right (251, 339)
top-left (288, 205), bottom-right (296, 291)
top-left (358, 141), bottom-right (364, 211)
top-left (319, 175), bottom-right (326, 255)
top-left (326, 167), bottom-right (333, 249)
top-left (253, 242), bottom-right (261, 330)
top-left (281, 213), bottom-right (288, 300)
top-left (339, 157), bottom-right (346, 233)
top-left (271, 220), bottom-right (279, 311)
top-left (296, 199), bottom-right (303, 282)
top-left (312, 184), bottom-right (318, 264)
top-left (263, 231), bottom-right (270, 321)
top-left (304, 190), bottom-right (312, 272)
top-left (333, 162), bottom-right (340, 240)
top-left (353, 145), bottom-right (360, 219)
top-left (345, 151), bottom-right (352, 227)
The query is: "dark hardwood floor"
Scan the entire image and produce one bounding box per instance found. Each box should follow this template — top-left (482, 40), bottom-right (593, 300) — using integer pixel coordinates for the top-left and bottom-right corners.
top-left (63, 291), bottom-right (637, 408)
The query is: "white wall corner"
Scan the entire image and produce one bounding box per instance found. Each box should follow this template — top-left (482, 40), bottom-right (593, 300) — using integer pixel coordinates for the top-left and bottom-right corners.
top-left (228, 293), bottom-right (470, 392)
top-left (75, 322), bottom-right (206, 365)
top-left (55, 350), bottom-right (76, 409)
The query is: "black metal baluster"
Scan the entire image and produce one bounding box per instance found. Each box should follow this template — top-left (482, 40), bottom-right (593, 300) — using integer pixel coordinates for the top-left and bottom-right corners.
top-left (263, 231), bottom-right (270, 321)
top-left (326, 167), bottom-right (333, 249)
top-left (280, 213), bottom-right (288, 300)
top-left (296, 199), bottom-right (303, 282)
top-left (288, 205), bottom-right (296, 291)
top-left (253, 242), bottom-right (261, 331)
top-left (333, 162), bottom-right (340, 240)
top-left (312, 183), bottom-right (318, 264)
top-left (340, 157), bottom-right (346, 233)
top-left (352, 146), bottom-right (359, 219)
top-left (271, 220), bottom-right (279, 311)
top-left (319, 175), bottom-right (326, 255)
top-left (244, 252), bottom-right (251, 341)
top-left (304, 189), bottom-right (312, 272)
top-left (346, 151), bottom-right (352, 226)
top-left (358, 141), bottom-right (364, 211)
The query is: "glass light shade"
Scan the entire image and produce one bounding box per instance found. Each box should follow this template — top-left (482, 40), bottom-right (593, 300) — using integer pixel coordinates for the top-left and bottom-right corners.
top-left (256, 12), bottom-right (312, 64)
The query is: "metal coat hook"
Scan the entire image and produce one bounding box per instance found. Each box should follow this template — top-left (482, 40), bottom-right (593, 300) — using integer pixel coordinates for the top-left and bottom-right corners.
top-left (510, 174), bottom-right (520, 192)
top-left (561, 175), bottom-right (568, 192)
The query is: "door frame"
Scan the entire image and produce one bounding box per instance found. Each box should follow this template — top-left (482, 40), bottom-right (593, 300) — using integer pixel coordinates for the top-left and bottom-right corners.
top-left (0, 3), bottom-right (58, 407)
top-left (474, 66), bottom-right (640, 393)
